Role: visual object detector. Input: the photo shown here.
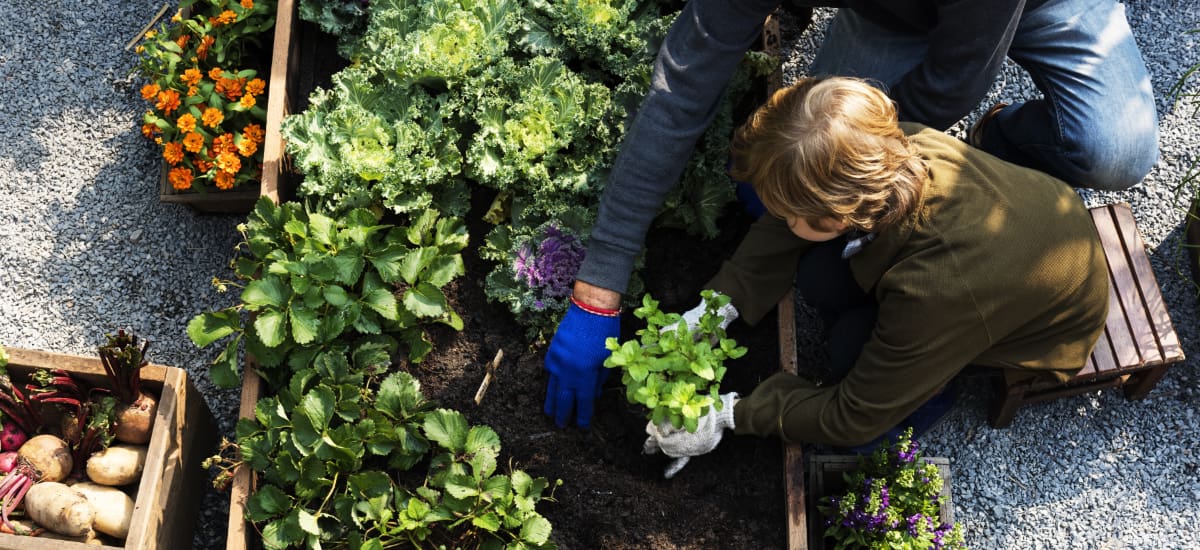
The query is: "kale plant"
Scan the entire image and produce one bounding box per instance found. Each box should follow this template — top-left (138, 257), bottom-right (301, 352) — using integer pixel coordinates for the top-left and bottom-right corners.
top-left (207, 343), bottom-right (560, 550)
top-left (603, 291), bottom-right (746, 432)
top-left (481, 218), bottom-right (587, 338)
top-left (298, 0), bottom-right (370, 57)
top-left (187, 197), bottom-right (467, 388)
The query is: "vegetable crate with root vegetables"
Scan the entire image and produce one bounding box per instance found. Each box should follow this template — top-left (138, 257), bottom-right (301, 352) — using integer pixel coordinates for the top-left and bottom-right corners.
top-left (0, 342), bottom-right (216, 549)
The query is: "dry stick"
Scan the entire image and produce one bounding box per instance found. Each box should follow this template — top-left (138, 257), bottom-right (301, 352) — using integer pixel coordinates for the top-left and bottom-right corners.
top-left (473, 349), bottom-right (505, 405)
top-left (124, 3), bottom-right (171, 52)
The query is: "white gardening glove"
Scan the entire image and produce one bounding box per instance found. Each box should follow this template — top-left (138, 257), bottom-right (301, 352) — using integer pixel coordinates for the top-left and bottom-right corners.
top-left (643, 392), bottom-right (739, 479)
top-left (679, 291), bottom-right (739, 332)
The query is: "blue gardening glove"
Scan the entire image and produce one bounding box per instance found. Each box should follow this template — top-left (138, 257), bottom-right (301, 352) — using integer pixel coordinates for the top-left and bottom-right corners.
top-left (543, 300), bottom-right (620, 428)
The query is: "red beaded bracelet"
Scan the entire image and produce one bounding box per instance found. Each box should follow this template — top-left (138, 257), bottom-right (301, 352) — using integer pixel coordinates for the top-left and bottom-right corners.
top-left (570, 296), bottom-right (620, 317)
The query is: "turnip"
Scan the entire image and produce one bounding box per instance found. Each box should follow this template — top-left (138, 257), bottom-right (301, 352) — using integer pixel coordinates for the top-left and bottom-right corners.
top-left (0, 434), bottom-right (72, 533)
top-left (98, 330), bottom-right (159, 444)
top-left (71, 481), bottom-right (134, 538)
top-left (23, 481), bottom-right (94, 537)
top-left (0, 420), bottom-right (26, 452)
top-left (28, 369), bottom-right (119, 480)
top-left (85, 444), bottom-right (147, 487)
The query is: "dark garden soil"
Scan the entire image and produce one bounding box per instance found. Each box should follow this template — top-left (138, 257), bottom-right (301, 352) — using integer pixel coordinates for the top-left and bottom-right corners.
top-left (291, 21), bottom-right (790, 550)
top-left (411, 193), bottom-right (788, 550)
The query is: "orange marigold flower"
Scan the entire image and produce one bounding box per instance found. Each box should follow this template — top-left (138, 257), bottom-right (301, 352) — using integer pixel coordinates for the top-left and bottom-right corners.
top-left (181, 67), bottom-right (203, 87)
top-left (240, 94), bottom-right (256, 109)
top-left (140, 83), bottom-right (160, 100)
top-left (194, 158), bottom-right (213, 173)
top-left (168, 166), bottom-right (194, 190)
top-left (201, 107), bottom-right (224, 128)
top-left (216, 10), bottom-right (237, 25)
top-left (175, 34), bottom-right (190, 49)
top-left (163, 142), bottom-right (184, 165)
top-left (237, 137), bottom-right (258, 158)
top-left (216, 151), bottom-right (242, 175)
top-left (177, 113), bottom-right (197, 133)
top-left (212, 133), bottom-right (236, 155)
top-left (183, 131), bottom-right (205, 153)
top-left (155, 89), bottom-right (181, 114)
top-left (208, 67), bottom-right (224, 81)
top-left (214, 170), bottom-right (236, 190)
top-left (240, 0), bottom-right (254, 9)
top-left (144, 30), bottom-right (157, 39)
top-left (242, 123), bottom-right (265, 144)
top-left (187, 85), bottom-right (199, 97)
top-left (246, 78), bottom-right (266, 96)
top-left (216, 77), bottom-right (243, 100)
top-left (140, 123), bottom-right (157, 138)
top-left (197, 35), bottom-right (215, 60)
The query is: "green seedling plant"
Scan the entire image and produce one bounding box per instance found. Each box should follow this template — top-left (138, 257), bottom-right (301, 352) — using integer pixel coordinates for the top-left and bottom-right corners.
top-left (604, 291), bottom-right (747, 433)
top-left (206, 342), bottom-right (560, 550)
top-left (188, 196), bottom-right (468, 389)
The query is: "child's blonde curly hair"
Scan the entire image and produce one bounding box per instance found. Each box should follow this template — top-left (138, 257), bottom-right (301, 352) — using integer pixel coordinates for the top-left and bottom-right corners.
top-left (730, 76), bottom-right (927, 233)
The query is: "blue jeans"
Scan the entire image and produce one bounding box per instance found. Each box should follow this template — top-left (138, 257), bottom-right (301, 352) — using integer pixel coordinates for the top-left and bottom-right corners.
top-left (810, 0), bottom-right (1158, 191)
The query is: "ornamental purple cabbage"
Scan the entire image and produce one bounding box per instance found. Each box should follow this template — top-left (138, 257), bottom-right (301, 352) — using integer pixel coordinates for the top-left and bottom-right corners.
top-left (513, 224), bottom-right (586, 302)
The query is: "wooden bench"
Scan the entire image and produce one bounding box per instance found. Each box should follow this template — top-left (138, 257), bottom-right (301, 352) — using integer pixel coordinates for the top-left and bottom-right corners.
top-left (988, 202), bottom-right (1186, 428)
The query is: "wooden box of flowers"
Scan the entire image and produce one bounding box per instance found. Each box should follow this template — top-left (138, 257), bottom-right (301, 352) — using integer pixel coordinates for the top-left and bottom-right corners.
top-left (805, 430), bottom-right (964, 550)
top-left (133, 0), bottom-right (300, 214)
top-left (0, 335), bottom-right (216, 549)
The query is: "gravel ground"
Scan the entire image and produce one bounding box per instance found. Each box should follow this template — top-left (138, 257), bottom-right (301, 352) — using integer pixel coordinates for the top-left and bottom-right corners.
top-left (781, 5), bottom-right (1200, 549)
top-left (0, 1), bottom-right (241, 547)
top-left (0, 1), bottom-right (1195, 549)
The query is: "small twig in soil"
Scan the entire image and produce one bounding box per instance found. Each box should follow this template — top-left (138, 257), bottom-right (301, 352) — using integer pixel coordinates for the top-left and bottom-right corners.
top-left (473, 349), bottom-right (504, 405)
top-left (124, 3), bottom-right (171, 51)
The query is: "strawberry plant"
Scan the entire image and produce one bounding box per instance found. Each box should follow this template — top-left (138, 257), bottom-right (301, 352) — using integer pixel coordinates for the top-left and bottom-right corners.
top-left (207, 342), bottom-right (560, 550)
top-left (603, 291), bottom-right (747, 432)
top-left (187, 197), bottom-right (467, 388)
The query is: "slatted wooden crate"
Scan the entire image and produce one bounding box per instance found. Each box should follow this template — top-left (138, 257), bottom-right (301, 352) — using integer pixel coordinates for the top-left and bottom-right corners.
top-left (989, 202), bottom-right (1186, 427)
top-left (0, 347), bottom-right (215, 550)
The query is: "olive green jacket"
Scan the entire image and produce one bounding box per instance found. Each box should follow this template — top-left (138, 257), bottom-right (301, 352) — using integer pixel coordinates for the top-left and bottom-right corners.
top-left (709, 124), bottom-right (1109, 446)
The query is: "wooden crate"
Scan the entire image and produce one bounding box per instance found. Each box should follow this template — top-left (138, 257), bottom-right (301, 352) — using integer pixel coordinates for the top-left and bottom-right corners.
top-left (805, 455), bottom-right (953, 550)
top-left (0, 347), bottom-right (216, 550)
top-left (158, 0), bottom-right (299, 214)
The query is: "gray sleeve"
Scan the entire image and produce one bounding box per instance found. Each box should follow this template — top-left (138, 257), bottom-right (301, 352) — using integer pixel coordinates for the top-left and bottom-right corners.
top-left (575, 0), bottom-right (781, 294)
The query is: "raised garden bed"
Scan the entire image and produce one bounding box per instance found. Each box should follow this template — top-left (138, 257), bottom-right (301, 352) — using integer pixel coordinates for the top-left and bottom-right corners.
top-left (0, 347), bottom-right (216, 550)
top-left (1186, 197), bottom-right (1200, 294)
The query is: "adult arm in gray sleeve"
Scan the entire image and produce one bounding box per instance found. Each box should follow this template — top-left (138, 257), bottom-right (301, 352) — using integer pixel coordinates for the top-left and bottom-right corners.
top-left (574, 0), bottom-right (781, 294)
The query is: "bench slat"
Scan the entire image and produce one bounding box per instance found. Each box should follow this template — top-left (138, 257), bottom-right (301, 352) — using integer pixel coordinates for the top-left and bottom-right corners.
top-left (1111, 204), bottom-right (1184, 363)
top-left (1090, 206), bottom-right (1148, 370)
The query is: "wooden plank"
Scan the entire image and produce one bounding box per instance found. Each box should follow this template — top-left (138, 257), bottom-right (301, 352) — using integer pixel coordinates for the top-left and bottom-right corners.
top-left (1090, 206), bottom-right (1144, 369)
top-left (777, 289), bottom-right (807, 550)
top-left (260, 0), bottom-right (297, 204)
top-left (1110, 203), bottom-right (1183, 363)
top-left (226, 359), bottom-right (262, 550)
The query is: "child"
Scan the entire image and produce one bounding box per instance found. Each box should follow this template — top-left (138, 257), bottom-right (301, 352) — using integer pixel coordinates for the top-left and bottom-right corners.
top-left (644, 76), bottom-right (1109, 468)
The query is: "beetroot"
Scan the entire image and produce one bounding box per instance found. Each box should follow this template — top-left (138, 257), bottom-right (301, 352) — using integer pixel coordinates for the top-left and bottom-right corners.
top-left (0, 420), bottom-right (26, 452)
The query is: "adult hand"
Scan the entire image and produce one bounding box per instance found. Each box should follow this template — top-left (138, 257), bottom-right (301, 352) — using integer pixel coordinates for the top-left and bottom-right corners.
top-left (643, 392), bottom-right (739, 478)
top-left (543, 298), bottom-right (620, 429)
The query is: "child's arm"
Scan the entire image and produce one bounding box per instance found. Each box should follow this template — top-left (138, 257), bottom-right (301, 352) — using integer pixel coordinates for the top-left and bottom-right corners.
top-left (704, 214), bottom-right (812, 325)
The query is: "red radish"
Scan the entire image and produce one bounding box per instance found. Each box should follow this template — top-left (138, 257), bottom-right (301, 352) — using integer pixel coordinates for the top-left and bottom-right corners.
top-left (0, 421), bottom-right (26, 452)
top-left (0, 451), bottom-right (16, 473)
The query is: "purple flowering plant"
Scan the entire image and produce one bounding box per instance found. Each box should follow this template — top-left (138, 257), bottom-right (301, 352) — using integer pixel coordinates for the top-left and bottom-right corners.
top-left (818, 428), bottom-right (966, 549)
